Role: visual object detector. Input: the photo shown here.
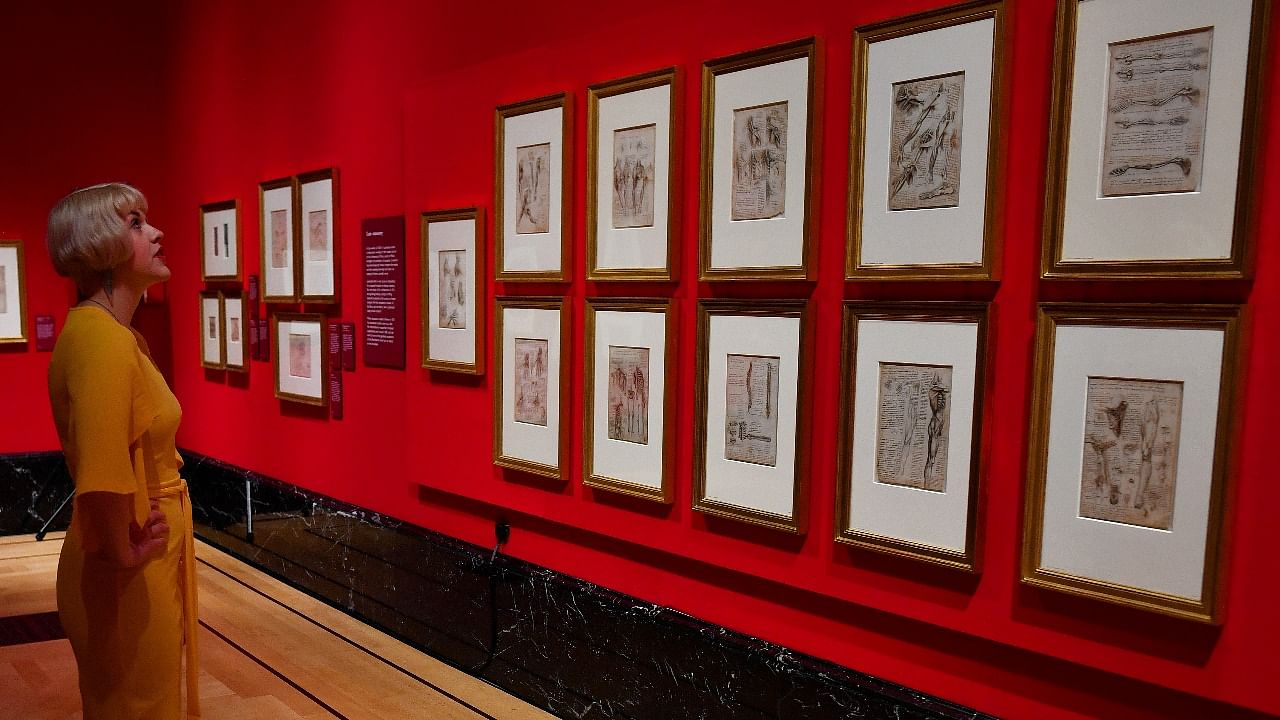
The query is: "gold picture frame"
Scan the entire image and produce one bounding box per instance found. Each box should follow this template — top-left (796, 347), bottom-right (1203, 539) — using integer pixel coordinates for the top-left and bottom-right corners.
top-left (221, 292), bottom-right (248, 373)
top-left (421, 207), bottom-right (486, 374)
top-left (259, 175), bottom-right (299, 303)
top-left (583, 298), bottom-right (676, 503)
top-left (199, 199), bottom-right (241, 282)
top-left (493, 296), bottom-right (569, 479)
top-left (693, 299), bottom-right (811, 532)
top-left (297, 167), bottom-right (341, 304)
top-left (272, 312), bottom-right (328, 407)
top-left (0, 241), bottom-right (29, 344)
top-left (586, 67), bottom-right (680, 281)
top-left (699, 38), bottom-right (820, 281)
top-left (1022, 303), bottom-right (1241, 623)
top-left (1041, 0), bottom-right (1269, 279)
top-left (495, 93), bottom-right (572, 282)
top-left (847, 1), bottom-right (1006, 281)
top-left (835, 301), bottom-right (990, 572)
top-left (198, 290), bottom-right (225, 370)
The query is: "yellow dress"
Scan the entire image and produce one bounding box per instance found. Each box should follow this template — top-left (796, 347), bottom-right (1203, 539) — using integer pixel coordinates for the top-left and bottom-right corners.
top-left (49, 306), bottom-right (200, 719)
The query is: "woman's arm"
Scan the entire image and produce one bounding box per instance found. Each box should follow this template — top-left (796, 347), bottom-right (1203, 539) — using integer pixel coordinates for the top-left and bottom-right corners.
top-left (77, 492), bottom-right (169, 568)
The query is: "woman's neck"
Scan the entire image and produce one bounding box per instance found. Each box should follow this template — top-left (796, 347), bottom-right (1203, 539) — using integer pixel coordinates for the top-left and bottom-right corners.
top-left (81, 285), bottom-right (143, 326)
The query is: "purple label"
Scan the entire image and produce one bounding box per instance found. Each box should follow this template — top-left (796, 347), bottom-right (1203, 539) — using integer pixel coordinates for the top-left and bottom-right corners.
top-left (361, 216), bottom-right (406, 369)
top-left (35, 315), bottom-right (55, 351)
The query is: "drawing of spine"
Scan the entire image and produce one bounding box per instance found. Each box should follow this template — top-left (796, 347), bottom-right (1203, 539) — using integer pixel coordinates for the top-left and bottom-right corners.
top-left (924, 379), bottom-right (948, 480)
top-left (898, 382), bottom-right (920, 477)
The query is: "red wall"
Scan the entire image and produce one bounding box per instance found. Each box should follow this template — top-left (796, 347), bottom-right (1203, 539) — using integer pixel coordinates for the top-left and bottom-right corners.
top-left (5, 2), bottom-right (1280, 718)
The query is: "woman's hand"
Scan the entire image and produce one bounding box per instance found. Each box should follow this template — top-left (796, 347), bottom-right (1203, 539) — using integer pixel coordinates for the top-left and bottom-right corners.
top-left (79, 493), bottom-right (170, 568)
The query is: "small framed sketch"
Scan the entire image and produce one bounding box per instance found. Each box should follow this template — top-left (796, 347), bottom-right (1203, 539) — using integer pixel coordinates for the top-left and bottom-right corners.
top-left (584, 299), bottom-right (675, 503)
top-left (836, 302), bottom-right (989, 571)
top-left (297, 168), bottom-right (340, 303)
top-left (1023, 304), bottom-right (1241, 623)
top-left (259, 176), bottom-right (298, 302)
top-left (848, 2), bottom-right (1005, 280)
top-left (199, 291), bottom-right (224, 369)
top-left (272, 313), bottom-right (328, 406)
top-left (694, 300), bottom-right (811, 532)
top-left (494, 297), bottom-right (568, 479)
top-left (222, 293), bottom-right (247, 372)
top-left (1042, 0), bottom-right (1267, 279)
top-left (700, 39), bottom-right (818, 280)
top-left (0, 241), bottom-right (28, 344)
top-left (587, 68), bottom-right (679, 281)
top-left (200, 199), bottom-right (241, 281)
top-left (422, 208), bottom-right (485, 374)
top-left (495, 94), bottom-right (570, 282)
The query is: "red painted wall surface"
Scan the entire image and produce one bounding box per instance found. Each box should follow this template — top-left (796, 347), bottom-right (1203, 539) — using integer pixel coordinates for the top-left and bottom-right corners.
top-left (4, 2), bottom-right (1279, 718)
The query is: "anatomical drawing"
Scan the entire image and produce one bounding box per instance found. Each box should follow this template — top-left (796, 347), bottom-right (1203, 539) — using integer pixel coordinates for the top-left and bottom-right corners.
top-left (228, 317), bottom-right (240, 343)
top-left (607, 345), bottom-right (649, 445)
top-left (270, 209), bottom-right (289, 269)
top-left (207, 316), bottom-right (218, 341)
top-left (515, 143), bottom-right (551, 234)
top-left (212, 224), bottom-right (220, 257)
top-left (724, 353), bottom-right (780, 467)
top-left (288, 333), bottom-right (312, 379)
top-left (438, 250), bottom-right (466, 330)
top-left (308, 209), bottom-right (329, 262)
top-left (1079, 376), bottom-right (1183, 530)
top-left (0, 265), bottom-right (7, 314)
top-left (222, 222), bottom-right (230, 258)
top-left (731, 102), bottom-right (788, 221)
top-left (1102, 28), bottom-right (1212, 197)
top-left (888, 72), bottom-right (964, 211)
top-left (874, 363), bottom-right (953, 492)
top-left (612, 124), bottom-right (656, 228)
top-left (513, 338), bottom-right (549, 426)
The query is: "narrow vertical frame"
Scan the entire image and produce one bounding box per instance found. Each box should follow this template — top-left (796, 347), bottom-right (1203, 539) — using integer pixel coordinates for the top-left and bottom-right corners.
top-left (587, 67), bottom-right (680, 281)
top-left (199, 290), bottom-right (225, 370)
top-left (421, 207), bottom-right (486, 374)
top-left (259, 176), bottom-right (300, 303)
top-left (297, 167), bottom-right (341, 304)
top-left (493, 296), bottom-right (569, 479)
top-left (199, 199), bottom-right (242, 282)
top-left (583, 298), bottom-right (676, 503)
top-left (495, 93), bottom-right (572, 282)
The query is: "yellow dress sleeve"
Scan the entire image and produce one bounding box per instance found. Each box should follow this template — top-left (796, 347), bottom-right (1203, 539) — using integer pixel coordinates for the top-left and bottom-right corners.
top-left (66, 324), bottom-right (158, 519)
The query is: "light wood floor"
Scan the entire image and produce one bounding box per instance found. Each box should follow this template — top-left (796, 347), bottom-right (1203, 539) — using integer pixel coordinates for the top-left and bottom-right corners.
top-left (0, 532), bottom-right (553, 720)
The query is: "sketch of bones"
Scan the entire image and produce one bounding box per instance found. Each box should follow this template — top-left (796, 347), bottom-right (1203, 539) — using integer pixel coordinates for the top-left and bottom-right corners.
top-left (874, 363), bottom-right (953, 492)
top-left (1108, 157), bottom-right (1191, 177)
top-left (1113, 116), bottom-right (1189, 129)
top-left (1115, 62), bottom-right (1205, 80)
top-left (607, 346), bottom-right (649, 445)
top-left (1114, 46), bottom-right (1208, 65)
top-left (612, 125), bottom-right (656, 228)
top-left (730, 103), bottom-right (788, 221)
top-left (1109, 86), bottom-right (1198, 113)
top-left (515, 143), bottom-right (551, 234)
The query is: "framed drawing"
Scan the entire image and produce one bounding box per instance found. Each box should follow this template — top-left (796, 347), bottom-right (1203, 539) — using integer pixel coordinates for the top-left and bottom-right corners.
top-left (1023, 304), bottom-right (1241, 623)
top-left (0, 241), bottom-right (28, 344)
top-left (272, 312), bottom-right (328, 406)
top-left (297, 168), bottom-right (340, 303)
top-left (259, 176), bottom-right (298, 302)
top-left (199, 291), bottom-right (224, 369)
top-left (835, 302), bottom-right (989, 571)
top-left (495, 94), bottom-right (570, 282)
top-left (583, 299), bottom-right (675, 503)
top-left (848, 2), bottom-right (1005, 280)
top-left (494, 297), bottom-right (568, 479)
top-left (1042, 0), bottom-right (1268, 279)
top-left (587, 68), bottom-right (679, 281)
top-left (700, 39), bottom-right (818, 281)
top-left (199, 199), bottom-right (241, 282)
top-left (223, 293), bottom-right (247, 372)
top-left (693, 300), bottom-right (811, 532)
top-left (421, 208), bottom-right (485, 374)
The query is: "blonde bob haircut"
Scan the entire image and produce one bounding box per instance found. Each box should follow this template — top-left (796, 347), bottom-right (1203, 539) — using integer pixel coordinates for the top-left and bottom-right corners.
top-left (47, 182), bottom-right (148, 294)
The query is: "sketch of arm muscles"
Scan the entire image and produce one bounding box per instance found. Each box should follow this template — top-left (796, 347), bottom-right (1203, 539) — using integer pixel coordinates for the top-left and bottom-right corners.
top-left (875, 363), bottom-right (953, 492)
top-left (1102, 27), bottom-right (1212, 196)
top-left (887, 73), bottom-right (964, 211)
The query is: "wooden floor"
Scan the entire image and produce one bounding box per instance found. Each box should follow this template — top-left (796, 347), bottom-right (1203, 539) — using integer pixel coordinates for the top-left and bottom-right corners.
top-left (0, 532), bottom-right (553, 720)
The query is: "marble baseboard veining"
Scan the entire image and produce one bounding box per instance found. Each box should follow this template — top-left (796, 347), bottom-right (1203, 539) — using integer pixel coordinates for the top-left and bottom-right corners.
top-left (0, 452), bottom-right (73, 536)
top-left (4, 450), bottom-right (990, 720)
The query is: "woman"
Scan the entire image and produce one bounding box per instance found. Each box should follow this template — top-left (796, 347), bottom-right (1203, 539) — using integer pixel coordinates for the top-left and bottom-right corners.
top-left (46, 183), bottom-right (200, 718)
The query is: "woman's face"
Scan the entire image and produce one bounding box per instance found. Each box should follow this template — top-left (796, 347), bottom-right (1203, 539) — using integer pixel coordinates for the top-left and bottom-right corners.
top-left (118, 207), bottom-right (169, 288)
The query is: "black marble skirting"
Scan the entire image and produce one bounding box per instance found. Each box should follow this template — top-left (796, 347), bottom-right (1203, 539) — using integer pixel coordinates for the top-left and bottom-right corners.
top-left (0, 451), bottom-right (74, 536)
top-left (3, 450), bottom-right (990, 720)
